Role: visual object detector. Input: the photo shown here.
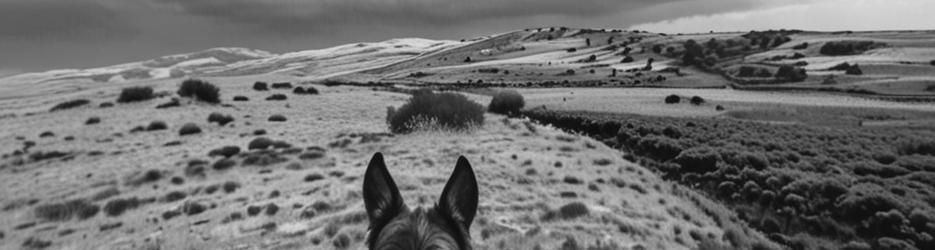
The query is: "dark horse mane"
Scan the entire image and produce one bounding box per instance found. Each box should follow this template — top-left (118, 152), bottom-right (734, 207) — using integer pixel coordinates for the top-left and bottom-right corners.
top-left (363, 152), bottom-right (478, 250)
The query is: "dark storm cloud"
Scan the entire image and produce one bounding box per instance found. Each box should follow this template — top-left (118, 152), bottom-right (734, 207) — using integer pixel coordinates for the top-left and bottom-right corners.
top-left (152, 0), bottom-right (678, 33)
top-left (0, 0), bottom-right (135, 40)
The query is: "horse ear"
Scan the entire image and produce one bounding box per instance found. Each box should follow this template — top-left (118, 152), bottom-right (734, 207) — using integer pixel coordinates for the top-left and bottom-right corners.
top-left (438, 156), bottom-right (479, 230)
top-left (363, 153), bottom-right (405, 227)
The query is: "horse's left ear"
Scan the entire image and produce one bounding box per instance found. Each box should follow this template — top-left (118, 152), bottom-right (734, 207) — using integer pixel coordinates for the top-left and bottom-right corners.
top-left (438, 156), bottom-right (479, 230)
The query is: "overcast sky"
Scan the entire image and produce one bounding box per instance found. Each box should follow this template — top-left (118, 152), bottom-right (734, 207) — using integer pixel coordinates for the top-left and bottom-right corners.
top-left (2, 0), bottom-right (932, 76)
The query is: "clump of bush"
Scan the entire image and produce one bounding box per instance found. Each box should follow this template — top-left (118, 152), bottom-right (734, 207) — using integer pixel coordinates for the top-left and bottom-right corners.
top-left (542, 202), bottom-right (589, 221)
top-left (820, 41), bottom-right (886, 56)
top-left (266, 94), bottom-right (287, 101)
top-left (488, 90), bottom-right (525, 115)
top-left (34, 199), bottom-right (100, 221)
top-left (177, 79), bottom-right (220, 103)
top-left (207, 112), bottom-right (234, 126)
top-left (103, 197), bottom-right (141, 216)
top-left (664, 95), bottom-right (681, 104)
top-left (208, 146), bottom-right (240, 158)
top-left (271, 82), bottom-right (292, 89)
top-left (84, 116), bottom-right (101, 125)
top-left (690, 96), bottom-right (705, 105)
top-left (621, 56), bottom-right (634, 63)
top-left (117, 86), bottom-right (155, 103)
top-left (385, 90), bottom-right (485, 133)
top-left (178, 123), bottom-right (202, 136)
top-left (50, 99), bottom-right (91, 112)
top-left (775, 65), bottom-right (808, 82)
top-left (829, 63), bottom-right (863, 75)
top-left (147, 121), bottom-right (168, 131)
top-left (253, 82), bottom-right (269, 91)
top-left (233, 96), bottom-right (249, 101)
top-left (792, 42), bottom-right (808, 50)
top-left (268, 114), bottom-right (287, 122)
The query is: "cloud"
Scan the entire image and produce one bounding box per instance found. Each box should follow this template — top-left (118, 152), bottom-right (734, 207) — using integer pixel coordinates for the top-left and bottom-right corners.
top-left (630, 0), bottom-right (935, 33)
top-left (151, 0), bottom-right (676, 34)
top-left (0, 0), bottom-right (136, 40)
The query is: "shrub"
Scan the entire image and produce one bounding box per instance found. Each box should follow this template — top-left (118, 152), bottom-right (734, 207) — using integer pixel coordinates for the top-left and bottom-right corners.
top-left (665, 94), bottom-right (680, 104)
top-left (488, 90), bottom-right (525, 115)
top-left (271, 82), bottom-right (292, 89)
top-left (776, 65), bottom-right (807, 82)
top-left (147, 121), bottom-right (168, 131)
top-left (34, 199), bottom-right (100, 221)
top-left (386, 90), bottom-right (485, 133)
top-left (305, 86), bottom-right (320, 95)
top-left (99, 102), bottom-right (114, 108)
top-left (208, 146), bottom-right (240, 158)
top-left (293, 87), bottom-right (307, 95)
top-left (674, 147), bottom-right (720, 174)
top-left (178, 123), bottom-right (201, 136)
top-left (737, 66), bottom-right (757, 77)
top-left (792, 42), bottom-right (808, 50)
top-left (621, 56), bottom-right (634, 63)
top-left (177, 79), bottom-right (220, 103)
top-left (50, 99), bottom-right (90, 112)
top-left (103, 197), bottom-right (141, 216)
top-left (266, 94), bottom-right (287, 101)
top-left (212, 158), bottom-right (237, 170)
top-left (222, 181), bottom-right (241, 193)
top-left (690, 96), bottom-right (705, 105)
top-left (207, 112), bottom-right (234, 126)
top-left (85, 117), bottom-right (101, 125)
top-left (155, 98), bottom-right (181, 109)
top-left (930, 60), bottom-right (935, 66)
top-left (268, 114), bottom-right (287, 122)
top-left (117, 86), bottom-right (155, 103)
top-left (233, 96), bottom-right (249, 101)
top-left (845, 64), bottom-right (863, 75)
top-left (542, 202), bottom-right (590, 221)
top-left (248, 137), bottom-right (275, 150)
top-left (820, 41), bottom-right (885, 56)
top-left (637, 135), bottom-right (683, 161)
top-left (253, 82), bottom-right (269, 91)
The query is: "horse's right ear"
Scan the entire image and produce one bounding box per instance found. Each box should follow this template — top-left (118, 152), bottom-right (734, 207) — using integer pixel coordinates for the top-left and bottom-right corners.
top-left (363, 153), bottom-right (405, 229)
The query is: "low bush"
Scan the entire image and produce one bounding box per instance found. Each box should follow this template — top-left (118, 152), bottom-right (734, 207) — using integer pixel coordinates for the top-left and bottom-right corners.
top-left (674, 147), bottom-right (719, 174)
top-left (177, 79), bottom-right (220, 103)
top-left (50, 99), bottom-right (90, 112)
top-left (820, 41), bottom-right (885, 56)
top-left (207, 112), bottom-right (234, 126)
top-left (293, 87), bottom-right (307, 95)
top-left (266, 94), bottom-right (287, 101)
top-left (253, 82), bottom-right (269, 91)
top-left (117, 86), bottom-right (155, 103)
top-left (208, 146), bottom-right (240, 158)
top-left (147, 121), bottom-right (168, 131)
top-left (621, 56), bottom-right (634, 63)
top-left (690, 96), bottom-right (705, 105)
top-left (386, 90), bottom-right (485, 133)
top-left (305, 86), bottom-right (320, 95)
top-left (178, 123), bottom-right (201, 136)
top-left (665, 95), bottom-right (681, 104)
top-left (268, 114), bottom-right (287, 122)
top-left (271, 82), bottom-right (292, 89)
top-left (155, 98), bottom-right (181, 109)
top-left (248, 137), bottom-right (275, 150)
top-left (233, 96), bottom-right (249, 101)
top-left (792, 42), bottom-right (808, 50)
top-left (488, 90), bottom-right (525, 115)
top-left (34, 199), bottom-right (100, 221)
top-left (776, 65), bottom-right (807, 82)
top-left (103, 197), bottom-right (141, 216)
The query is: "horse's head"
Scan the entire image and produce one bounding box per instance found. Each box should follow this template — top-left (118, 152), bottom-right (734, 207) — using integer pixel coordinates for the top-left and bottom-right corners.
top-left (363, 153), bottom-right (478, 250)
